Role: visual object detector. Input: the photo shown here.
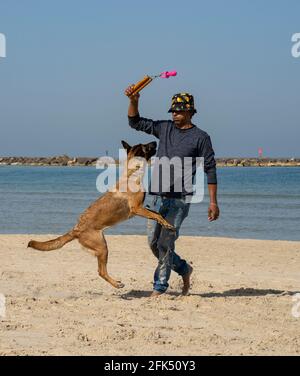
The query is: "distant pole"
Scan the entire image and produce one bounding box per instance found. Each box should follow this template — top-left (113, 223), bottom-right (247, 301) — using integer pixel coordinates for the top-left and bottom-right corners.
top-left (258, 148), bottom-right (263, 158)
top-left (105, 150), bottom-right (108, 156)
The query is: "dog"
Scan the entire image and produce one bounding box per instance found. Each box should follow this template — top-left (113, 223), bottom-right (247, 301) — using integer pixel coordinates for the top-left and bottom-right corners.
top-left (28, 140), bottom-right (175, 289)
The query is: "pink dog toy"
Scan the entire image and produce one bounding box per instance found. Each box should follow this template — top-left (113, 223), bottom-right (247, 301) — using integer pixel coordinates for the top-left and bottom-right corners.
top-left (159, 71), bottom-right (177, 79)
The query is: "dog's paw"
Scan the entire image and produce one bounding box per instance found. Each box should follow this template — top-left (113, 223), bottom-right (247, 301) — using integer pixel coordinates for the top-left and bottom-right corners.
top-left (115, 281), bottom-right (125, 289)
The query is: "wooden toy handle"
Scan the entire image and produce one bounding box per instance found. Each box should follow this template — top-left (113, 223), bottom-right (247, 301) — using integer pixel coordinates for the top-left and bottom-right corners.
top-left (126, 76), bottom-right (153, 96)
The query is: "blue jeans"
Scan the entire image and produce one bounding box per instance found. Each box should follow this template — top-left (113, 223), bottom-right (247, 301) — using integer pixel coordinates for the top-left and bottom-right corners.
top-left (147, 195), bottom-right (191, 293)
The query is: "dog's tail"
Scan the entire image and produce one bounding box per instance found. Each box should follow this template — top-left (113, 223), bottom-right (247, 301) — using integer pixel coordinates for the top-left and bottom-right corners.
top-left (28, 230), bottom-right (77, 251)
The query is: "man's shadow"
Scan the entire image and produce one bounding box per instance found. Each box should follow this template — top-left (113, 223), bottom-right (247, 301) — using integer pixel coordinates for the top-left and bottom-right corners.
top-left (120, 288), bottom-right (299, 300)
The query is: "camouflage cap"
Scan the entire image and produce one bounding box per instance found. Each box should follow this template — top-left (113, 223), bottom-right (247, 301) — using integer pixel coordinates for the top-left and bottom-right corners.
top-left (168, 92), bottom-right (197, 113)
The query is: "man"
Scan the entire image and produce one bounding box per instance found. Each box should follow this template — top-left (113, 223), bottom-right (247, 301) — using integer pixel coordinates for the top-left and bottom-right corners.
top-left (125, 86), bottom-right (219, 297)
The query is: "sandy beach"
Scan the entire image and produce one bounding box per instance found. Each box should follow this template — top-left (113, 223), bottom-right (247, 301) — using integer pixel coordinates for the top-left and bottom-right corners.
top-left (1, 234), bottom-right (300, 356)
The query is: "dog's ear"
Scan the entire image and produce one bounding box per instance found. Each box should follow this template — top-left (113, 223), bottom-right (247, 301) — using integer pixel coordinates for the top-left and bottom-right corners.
top-left (121, 140), bottom-right (131, 152)
top-left (148, 141), bottom-right (157, 149)
top-left (142, 142), bottom-right (157, 153)
top-left (144, 142), bottom-right (157, 151)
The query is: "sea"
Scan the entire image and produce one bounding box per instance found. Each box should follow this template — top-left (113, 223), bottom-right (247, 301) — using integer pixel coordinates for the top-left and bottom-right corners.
top-left (0, 166), bottom-right (299, 241)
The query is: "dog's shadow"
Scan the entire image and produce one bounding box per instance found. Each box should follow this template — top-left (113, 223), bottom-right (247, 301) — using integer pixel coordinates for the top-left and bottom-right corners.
top-left (120, 288), bottom-right (298, 300)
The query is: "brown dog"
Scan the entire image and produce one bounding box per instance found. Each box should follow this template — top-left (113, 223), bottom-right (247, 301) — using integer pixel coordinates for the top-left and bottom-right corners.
top-left (28, 140), bottom-right (175, 289)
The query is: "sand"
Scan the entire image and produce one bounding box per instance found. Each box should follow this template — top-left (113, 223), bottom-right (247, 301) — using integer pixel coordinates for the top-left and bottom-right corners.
top-left (1, 234), bottom-right (300, 356)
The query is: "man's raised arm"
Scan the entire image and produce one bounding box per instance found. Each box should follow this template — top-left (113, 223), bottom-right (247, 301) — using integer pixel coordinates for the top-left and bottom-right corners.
top-left (125, 84), bottom-right (140, 117)
top-left (124, 84), bottom-right (166, 139)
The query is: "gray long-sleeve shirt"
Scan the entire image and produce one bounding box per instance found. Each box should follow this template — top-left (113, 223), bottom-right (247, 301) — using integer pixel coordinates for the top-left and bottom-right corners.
top-left (128, 115), bottom-right (217, 197)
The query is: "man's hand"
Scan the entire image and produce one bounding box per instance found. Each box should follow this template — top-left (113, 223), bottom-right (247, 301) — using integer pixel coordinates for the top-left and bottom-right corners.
top-left (125, 85), bottom-right (140, 117)
top-left (125, 85), bottom-right (140, 102)
top-left (208, 203), bottom-right (219, 222)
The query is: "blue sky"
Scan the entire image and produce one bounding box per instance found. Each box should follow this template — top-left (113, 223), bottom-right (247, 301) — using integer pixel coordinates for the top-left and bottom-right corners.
top-left (0, 0), bottom-right (299, 157)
